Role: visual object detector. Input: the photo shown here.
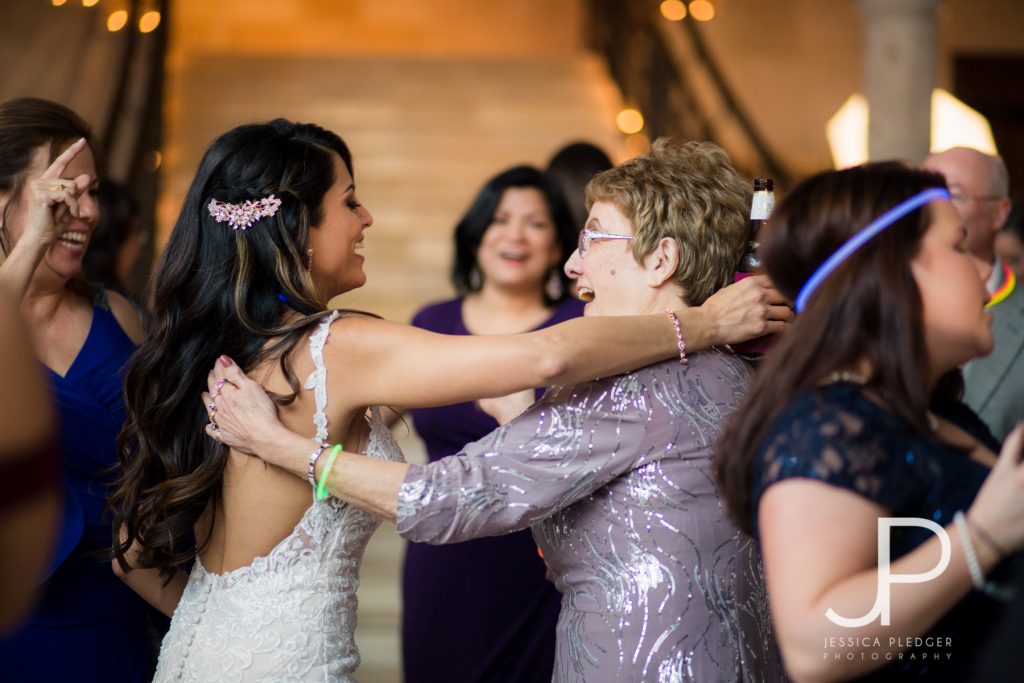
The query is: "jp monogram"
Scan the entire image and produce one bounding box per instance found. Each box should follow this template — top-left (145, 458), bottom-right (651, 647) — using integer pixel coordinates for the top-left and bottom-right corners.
top-left (826, 518), bottom-right (951, 627)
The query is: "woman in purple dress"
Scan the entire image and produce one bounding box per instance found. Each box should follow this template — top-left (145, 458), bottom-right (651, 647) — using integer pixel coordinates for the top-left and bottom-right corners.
top-left (406, 165), bottom-right (582, 682)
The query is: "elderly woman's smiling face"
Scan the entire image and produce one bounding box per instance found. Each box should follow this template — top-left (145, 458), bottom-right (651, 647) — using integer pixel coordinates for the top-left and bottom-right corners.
top-left (564, 201), bottom-right (655, 317)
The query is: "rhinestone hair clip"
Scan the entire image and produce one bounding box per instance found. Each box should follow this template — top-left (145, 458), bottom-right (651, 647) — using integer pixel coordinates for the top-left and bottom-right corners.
top-left (207, 194), bottom-right (282, 231)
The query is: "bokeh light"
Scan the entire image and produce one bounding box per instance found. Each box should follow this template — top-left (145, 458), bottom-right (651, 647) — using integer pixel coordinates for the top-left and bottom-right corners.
top-left (616, 108), bottom-right (645, 135)
top-left (689, 0), bottom-right (715, 22)
top-left (660, 0), bottom-right (687, 21)
top-left (139, 10), bottom-right (161, 33)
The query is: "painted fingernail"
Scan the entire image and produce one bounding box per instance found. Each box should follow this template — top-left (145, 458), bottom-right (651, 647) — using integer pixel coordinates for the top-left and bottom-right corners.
top-left (219, 355), bottom-right (233, 367)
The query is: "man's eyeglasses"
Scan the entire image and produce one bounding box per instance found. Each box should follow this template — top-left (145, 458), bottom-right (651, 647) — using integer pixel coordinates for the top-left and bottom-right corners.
top-left (578, 228), bottom-right (633, 256)
top-left (949, 193), bottom-right (1005, 204)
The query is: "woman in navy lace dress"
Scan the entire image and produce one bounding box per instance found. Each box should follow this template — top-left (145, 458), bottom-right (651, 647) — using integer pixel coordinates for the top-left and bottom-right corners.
top-left (716, 162), bottom-right (1024, 682)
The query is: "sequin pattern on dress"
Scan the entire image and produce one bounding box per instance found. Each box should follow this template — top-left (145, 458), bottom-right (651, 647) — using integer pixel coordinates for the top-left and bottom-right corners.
top-left (398, 350), bottom-right (784, 682)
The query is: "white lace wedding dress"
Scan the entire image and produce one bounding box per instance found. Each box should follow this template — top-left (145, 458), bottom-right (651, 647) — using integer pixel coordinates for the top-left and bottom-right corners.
top-left (153, 313), bottom-right (404, 682)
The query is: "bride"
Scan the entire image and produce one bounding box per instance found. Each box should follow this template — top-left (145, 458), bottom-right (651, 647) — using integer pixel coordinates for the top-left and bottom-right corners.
top-left (109, 118), bottom-right (788, 681)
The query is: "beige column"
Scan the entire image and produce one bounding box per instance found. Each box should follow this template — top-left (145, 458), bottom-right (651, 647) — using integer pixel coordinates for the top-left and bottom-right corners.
top-left (859, 0), bottom-right (940, 162)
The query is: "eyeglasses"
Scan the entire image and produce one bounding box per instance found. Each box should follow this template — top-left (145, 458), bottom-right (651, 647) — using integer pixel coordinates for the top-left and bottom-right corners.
top-left (949, 193), bottom-right (1005, 204)
top-left (578, 228), bottom-right (633, 256)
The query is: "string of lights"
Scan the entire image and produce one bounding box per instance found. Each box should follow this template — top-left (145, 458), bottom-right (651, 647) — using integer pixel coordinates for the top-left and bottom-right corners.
top-left (50, 0), bottom-right (162, 34)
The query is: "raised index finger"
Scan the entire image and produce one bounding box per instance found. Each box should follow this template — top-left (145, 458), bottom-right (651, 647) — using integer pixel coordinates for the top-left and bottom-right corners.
top-left (39, 137), bottom-right (88, 180)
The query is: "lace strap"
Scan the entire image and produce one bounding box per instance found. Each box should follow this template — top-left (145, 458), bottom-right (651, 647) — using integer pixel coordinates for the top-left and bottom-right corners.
top-left (303, 311), bottom-right (340, 443)
top-left (368, 405), bottom-right (382, 426)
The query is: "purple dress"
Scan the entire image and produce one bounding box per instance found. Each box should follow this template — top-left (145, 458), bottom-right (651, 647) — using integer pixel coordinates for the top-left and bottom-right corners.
top-left (404, 296), bottom-right (583, 683)
top-left (398, 351), bottom-right (784, 682)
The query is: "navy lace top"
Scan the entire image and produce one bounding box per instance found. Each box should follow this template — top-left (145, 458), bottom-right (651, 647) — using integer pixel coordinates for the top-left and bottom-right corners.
top-left (751, 382), bottom-right (1011, 681)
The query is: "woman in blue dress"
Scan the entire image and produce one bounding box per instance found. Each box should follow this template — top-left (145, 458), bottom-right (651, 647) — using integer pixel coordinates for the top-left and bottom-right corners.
top-left (715, 162), bottom-right (1024, 681)
top-left (0, 98), bottom-right (153, 682)
top-left (0, 288), bottom-right (60, 633)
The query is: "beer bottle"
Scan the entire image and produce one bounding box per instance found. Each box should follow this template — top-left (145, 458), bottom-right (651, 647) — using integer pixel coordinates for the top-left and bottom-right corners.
top-left (741, 177), bottom-right (774, 273)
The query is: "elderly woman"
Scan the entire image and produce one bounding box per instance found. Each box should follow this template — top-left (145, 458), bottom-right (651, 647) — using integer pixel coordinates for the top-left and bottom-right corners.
top-left (206, 139), bottom-right (786, 682)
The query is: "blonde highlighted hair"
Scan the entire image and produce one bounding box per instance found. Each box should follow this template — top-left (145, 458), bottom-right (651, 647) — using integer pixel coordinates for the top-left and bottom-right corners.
top-left (585, 138), bottom-right (750, 305)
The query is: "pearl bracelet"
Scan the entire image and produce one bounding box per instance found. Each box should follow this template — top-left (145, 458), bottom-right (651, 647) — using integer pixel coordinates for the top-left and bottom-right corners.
top-left (954, 511), bottom-right (986, 589)
top-left (953, 511), bottom-right (1016, 601)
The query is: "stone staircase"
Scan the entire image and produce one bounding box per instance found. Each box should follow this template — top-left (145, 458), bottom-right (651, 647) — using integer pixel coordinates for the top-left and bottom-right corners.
top-left (162, 47), bottom-right (626, 683)
top-left (162, 53), bottom-right (625, 322)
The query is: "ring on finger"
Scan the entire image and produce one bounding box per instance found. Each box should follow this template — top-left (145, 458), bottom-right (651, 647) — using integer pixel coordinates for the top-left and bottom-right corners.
top-left (214, 378), bottom-right (227, 395)
top-left (50, 183), bottom-right (65, 192)
top-left (207, 400), bottom-right (217, 413)
top-left (208, 422), bottom-right (220, 440)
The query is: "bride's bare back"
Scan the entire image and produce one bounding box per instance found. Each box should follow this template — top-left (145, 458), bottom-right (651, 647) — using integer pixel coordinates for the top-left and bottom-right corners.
top-left (197, 322), bottom-right (371, 574)
top-left (153, 312), bottom-right (406, 681)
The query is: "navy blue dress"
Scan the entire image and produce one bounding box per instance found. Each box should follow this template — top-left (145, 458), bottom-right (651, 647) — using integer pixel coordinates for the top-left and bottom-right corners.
top-left (0, 297), bottom-right (151, 682)
top-left (751, 382), bottom-right (1012, 681)
top-left (403, 296), bottom-right (584, 683)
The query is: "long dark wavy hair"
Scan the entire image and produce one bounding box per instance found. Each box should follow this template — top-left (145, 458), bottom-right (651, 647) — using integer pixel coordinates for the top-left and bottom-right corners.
top-left (714, 162), bottom-right (949, 536)
top-left (451, 165), bottom-right (576, 305)
top-left (111, 119), bottom-right (358, 577)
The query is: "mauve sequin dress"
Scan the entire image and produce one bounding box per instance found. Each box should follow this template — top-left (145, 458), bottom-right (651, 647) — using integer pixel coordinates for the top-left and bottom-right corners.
top-left (397, 350), bottom-right (785, 682)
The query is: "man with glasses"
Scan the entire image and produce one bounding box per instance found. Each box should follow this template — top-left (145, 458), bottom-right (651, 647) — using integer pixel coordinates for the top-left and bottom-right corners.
top-left (924, 147), bottom-right (1022, 441)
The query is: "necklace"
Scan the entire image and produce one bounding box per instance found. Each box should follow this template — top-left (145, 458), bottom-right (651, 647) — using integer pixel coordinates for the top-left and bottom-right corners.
top-left (825, 371), bottom-right (939, 432)
top-left (825, 370), bottom-right (868, 385)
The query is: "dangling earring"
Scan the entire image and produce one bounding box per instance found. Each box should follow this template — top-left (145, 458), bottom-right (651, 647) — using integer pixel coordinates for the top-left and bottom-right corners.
top-left (545, 267), bottom-right (564, 301)
top-left (306, 248), bottom-right (313, 272)
top-left (469, 265), bottom-right (482, 290)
